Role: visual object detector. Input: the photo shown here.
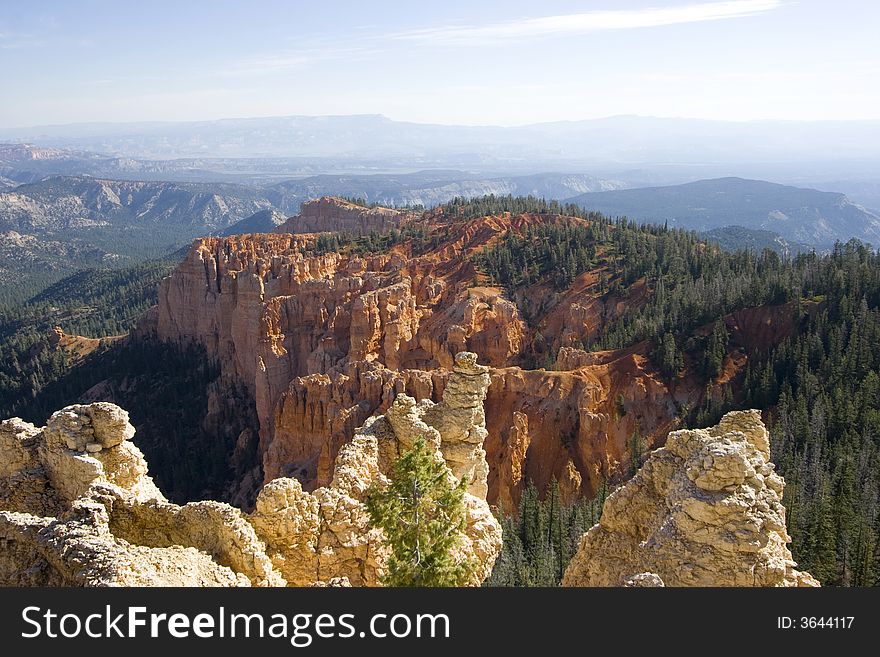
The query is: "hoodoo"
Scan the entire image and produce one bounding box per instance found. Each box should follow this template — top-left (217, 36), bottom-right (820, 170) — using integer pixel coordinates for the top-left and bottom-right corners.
top-left (562, 410), bottom-right (819, 587)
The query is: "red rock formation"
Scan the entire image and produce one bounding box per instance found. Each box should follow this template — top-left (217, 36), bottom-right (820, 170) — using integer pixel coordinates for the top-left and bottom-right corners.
top-left (484, 355), bottom-right (687, 512)
top-left (275, 196), bottom-right (412, 234)
top-left (495, 411), bottom-right (530, 513)
top-left (147, 198), bottom-right (789, 511)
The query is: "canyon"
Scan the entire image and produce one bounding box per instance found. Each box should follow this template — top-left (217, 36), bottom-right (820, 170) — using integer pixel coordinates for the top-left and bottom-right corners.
top-left (145, 201), bottom-right (646, 510)
top-left (137, 197), bottom-right (795, 513)
top-left (0, 195), bottom-right (824, 586)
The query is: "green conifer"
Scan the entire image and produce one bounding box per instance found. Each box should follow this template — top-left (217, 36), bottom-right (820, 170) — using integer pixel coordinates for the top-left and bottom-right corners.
top-left (365, 436), bottom-right (475, 587)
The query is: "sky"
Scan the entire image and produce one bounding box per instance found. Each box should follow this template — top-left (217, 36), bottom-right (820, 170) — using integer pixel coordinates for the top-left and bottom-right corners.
top-left (1, 0), bottom-right (879, 128)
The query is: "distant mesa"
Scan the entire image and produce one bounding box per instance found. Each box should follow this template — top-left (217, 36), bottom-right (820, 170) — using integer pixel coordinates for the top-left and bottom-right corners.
top-left (3, 114), bottom-right (880, 165)
top-left (569, 176), bottom-right (880, 248)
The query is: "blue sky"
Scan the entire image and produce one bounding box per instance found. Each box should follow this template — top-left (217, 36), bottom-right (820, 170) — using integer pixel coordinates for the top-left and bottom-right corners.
top-left (1, 0), bottom-right (878, 127)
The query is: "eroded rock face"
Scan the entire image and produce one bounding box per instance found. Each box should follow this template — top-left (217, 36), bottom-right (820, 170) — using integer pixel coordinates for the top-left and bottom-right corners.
top-left (0, 358), bottom-right (501, 586)
top-left (275, 197), bottom-right (411, 235)
top-left (0, 407), bottom-right (255, 587)
top-left (149, 207), bottom-right (689, 512)
top-left (562, 410), bottom-right (819, 587)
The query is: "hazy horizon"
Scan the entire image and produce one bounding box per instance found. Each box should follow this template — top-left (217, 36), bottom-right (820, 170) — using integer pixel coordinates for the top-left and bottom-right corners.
top-left (3, 0), bottom-right (880, 129)
top-left (8, 112), bottom-right (880, 133)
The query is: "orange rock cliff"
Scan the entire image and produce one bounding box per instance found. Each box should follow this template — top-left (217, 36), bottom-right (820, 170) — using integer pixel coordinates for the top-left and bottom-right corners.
top-left (274, 196), bottom-right (412, 234)
top-left (140, 197), bottom-right (793, 511)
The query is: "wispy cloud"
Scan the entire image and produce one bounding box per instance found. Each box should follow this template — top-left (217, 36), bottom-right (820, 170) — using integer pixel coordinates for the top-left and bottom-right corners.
top-left (217, 1), bottom-right (783, 80)
top-left (392, 0), bottom-right (784, 46)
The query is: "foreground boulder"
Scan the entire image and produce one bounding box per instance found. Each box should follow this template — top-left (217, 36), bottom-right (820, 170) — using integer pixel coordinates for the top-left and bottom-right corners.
top-left (0, 353), bottom-right (501, 586)
top-left (562, 410), bottom-right (819, 587)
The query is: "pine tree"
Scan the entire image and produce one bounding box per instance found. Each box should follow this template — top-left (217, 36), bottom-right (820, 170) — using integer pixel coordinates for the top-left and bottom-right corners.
top-left (703, 320), bottom-right (729, 379)
top-left (546, 479), bottom-right (564, 579)
top-left (365, 436), bottom-right (476, 587)
top-left (658, 331), bottom-right (681, 377)
top-left (486, 477), bottom-right (609, 586)
top-left (520, 480), bottom-right (546, 564)
top-left (628, 429), bottom-right (647, 477)
top-left (871, 510), bottom-right (880, 586)
top-left (810, 476), bottom-right (839, 584)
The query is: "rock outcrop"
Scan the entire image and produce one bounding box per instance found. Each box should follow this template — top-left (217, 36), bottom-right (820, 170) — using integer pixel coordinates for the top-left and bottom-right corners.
top-left (0, 403), bottom-right (276, 586)
top-left (275, 197), bottom-right (411, 235)
top-left (0, 354), bottom-right (501, 586)
top-left (562, 410), bottom-right (819, 587)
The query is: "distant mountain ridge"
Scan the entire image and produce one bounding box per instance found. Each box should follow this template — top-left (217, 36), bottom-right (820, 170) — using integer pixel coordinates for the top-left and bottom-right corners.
top-left (0, 230), bottom-right (110, 288)
top-left (0, 143), bottom-right (79, 162)
top-left (222, 209), bottom-right (287, 235)
top-left (265, 170), bottom-right (626, 213)
top-left (0, 176), bottom-right (273, 302)
top-left (4, 115), bottom-right (880, 166)
top-left (0, 176), bottom-right (272, 233)
top-left (569, 177), bottom-right (880, 247)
